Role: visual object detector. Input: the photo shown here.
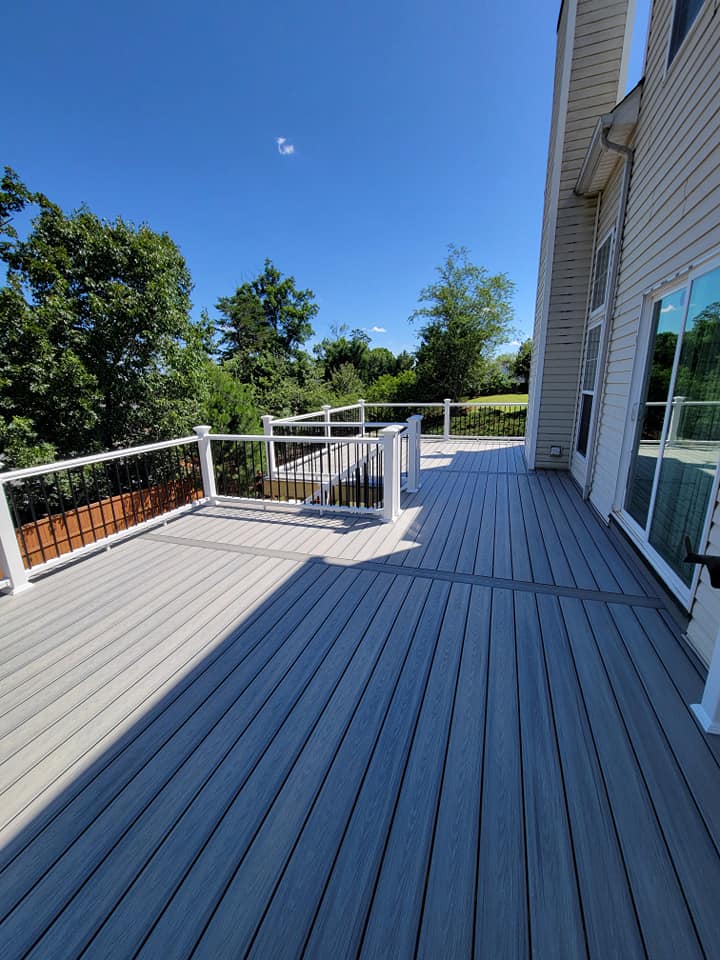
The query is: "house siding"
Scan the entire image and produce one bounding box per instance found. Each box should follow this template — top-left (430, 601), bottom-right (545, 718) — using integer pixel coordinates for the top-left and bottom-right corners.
top-left (586, 0), bottom-right (720, 662)
top-left (528, 0), bottom-right (633, 470)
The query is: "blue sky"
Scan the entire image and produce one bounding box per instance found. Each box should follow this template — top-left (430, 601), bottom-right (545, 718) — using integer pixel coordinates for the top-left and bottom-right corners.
top-left (5, 0), bottom-right (650, 357)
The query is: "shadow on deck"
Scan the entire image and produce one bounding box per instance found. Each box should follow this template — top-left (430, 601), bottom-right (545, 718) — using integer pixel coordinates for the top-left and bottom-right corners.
top-left (0, 439), bottom-right (719, 959)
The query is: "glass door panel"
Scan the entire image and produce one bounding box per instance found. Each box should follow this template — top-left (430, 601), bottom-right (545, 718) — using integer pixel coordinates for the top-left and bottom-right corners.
top-left (624, 288), bottom-right (685, 528)
top-left (649, 266), bottom-right (720, 583)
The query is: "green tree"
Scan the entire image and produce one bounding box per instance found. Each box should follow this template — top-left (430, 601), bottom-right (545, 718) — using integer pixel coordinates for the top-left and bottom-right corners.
top-left (200, 359), bottom-right (259, 434)
top-left (314, 325), bottom-right (370, 379)
top-left (512, 339), bottom-right (532, 389)
top-left (0, 168), bottom-right (210, 463)
top-left (218, 259), bottom-right (318, 361)
top-left (412, 244), bottom-right (514, 399)
top-left (475, 357), bottom-right (513, 396)
top-left (363, 347), bottom-right (398, 383)
top-left (329, 362), bottom-right (365, 402)
top-left (366, 369), bottom-right (418, 403)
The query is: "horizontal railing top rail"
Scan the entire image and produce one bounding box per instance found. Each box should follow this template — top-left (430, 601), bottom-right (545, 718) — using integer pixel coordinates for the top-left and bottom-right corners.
top-left (363, 400), bottom-right (528, 407)
top-left (270, 409), bottom-right (326, 425)
top-left (0, 435), bottom-right (199, 483)
top-left (209, 432), bottom-right (383, 445)
top-left (0, 434), bottom-right (205, 591)
top-left (263, 400), bottom-right (527, 443)
top-left (645, 400), bottom-right (720, 407)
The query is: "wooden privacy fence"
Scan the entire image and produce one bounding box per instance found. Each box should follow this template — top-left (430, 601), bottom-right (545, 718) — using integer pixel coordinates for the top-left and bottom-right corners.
top-left (9, 478), bottom-right (203, 570)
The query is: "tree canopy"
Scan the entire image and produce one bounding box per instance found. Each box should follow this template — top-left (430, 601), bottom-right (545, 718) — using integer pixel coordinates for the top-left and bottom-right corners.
top-left (412, 244), bottom-right (515, 399)
top-left (218, 259), bottom-right (318, 361)
top-left (0, 168), bottom-right (251, 465)
top-left (0, 169), bottom-right (523, 469)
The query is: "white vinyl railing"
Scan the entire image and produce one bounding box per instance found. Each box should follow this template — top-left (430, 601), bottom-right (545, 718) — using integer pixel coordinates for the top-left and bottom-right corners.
top-left (268, 399), bottom-right (528, 440)
top-left (0, 435), bottom-right (204, 594)
top-left (0, 420), bottom-right (421, 594)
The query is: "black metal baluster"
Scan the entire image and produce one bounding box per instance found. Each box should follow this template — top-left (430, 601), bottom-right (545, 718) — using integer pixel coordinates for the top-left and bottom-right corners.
top-left (132, 458), bottom-right (148, 524)
top-left (141, 453), bottom-right (157, 519)
top-left (122, 459), bottom-right (140, 527)
top-left (7, 483), bottom-right (32, 568)
top-left (110, 460), bottom-right (130, 531)
top-left (37, 474), bottom-right (61, 558)
top-left (25, 483), bottom-right (48, 565)
top-left (51, 471), bottom-right (74, 554)
top-left (64, 469), bottom-right (87, 548)
top-left (81, 466), bottom-right (102, 543)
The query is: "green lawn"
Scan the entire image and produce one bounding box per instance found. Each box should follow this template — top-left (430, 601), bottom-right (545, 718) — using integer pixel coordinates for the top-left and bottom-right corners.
top-left (466, 392), bottom-right (528, 404)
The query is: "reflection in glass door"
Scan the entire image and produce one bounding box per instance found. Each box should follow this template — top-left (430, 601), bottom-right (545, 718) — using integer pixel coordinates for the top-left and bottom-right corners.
top-left (624, 265), bottom-right (720, 588)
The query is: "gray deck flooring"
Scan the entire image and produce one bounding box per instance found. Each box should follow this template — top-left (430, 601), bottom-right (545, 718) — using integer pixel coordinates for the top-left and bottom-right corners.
top-left (1, 439), bottom-right (719, 958)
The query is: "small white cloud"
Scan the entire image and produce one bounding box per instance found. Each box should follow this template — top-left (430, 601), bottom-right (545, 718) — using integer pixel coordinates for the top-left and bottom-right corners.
top-left (660, 303), bottom-right (679, 313)
top-left (369, 325), bottom-right (386, 333)
top-left (509, 339), bottom-right (522, 347)
top-left (276, 136), bottom-right (295, 156)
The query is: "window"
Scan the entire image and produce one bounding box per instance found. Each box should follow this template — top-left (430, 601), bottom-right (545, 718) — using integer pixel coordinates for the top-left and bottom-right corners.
top-left (624, 262), bottom-right (720, 589)
top-left (590, 234), bottom-right (612, 314)
top-left (668, 0), bottom-right (705, 63)
top-left (576, 323), bottom-right (601, 457)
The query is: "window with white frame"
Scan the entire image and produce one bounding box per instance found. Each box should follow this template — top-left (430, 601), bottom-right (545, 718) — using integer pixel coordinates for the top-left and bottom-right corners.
top-left (576, 231), bottom-right (613, 457)
top-left (590, 234), bottom-right (612, 314)
top-left (576, 323), bottom-right (601, 457)
top-left (668, 0), bottom-right (705, 64)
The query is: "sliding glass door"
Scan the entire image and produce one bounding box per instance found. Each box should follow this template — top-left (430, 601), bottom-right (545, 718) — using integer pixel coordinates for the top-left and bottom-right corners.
top-left (624, 264), bottom-right (720, 590)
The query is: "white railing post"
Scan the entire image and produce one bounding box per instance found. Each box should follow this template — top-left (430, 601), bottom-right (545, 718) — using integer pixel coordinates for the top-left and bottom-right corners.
top-left (261, 415), bottom-right (277, 478)
top-left (381, 425), bottom-right (403, 522)
top-left (406, 415), bottom-right (422, 493)
top-left (443, 399), bottom-right (452, 440)
top-left (193, 425), bottom-right (217, 502)
top-left (322, 404), bottom-right (332, 439)
top-left (0, 482), bottom-right (31, 593)
top-left (668, 396), bottom-right (686, 444)
top-left (692, 624), bottom-right (720, 734)
top-left (358, 399), bottom-right (366, 437)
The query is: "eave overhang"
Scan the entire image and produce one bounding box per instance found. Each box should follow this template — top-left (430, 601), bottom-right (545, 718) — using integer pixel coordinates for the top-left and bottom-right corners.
top-left (575, 80), bottom-right (643, 197)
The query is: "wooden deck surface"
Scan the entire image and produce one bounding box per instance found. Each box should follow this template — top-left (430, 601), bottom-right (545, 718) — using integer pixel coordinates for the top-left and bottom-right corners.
top-left (1, 439), bottom-right (719, 959)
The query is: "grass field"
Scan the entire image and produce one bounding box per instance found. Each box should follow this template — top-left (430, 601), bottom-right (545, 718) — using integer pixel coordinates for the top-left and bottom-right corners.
top-left (466, 392), bottom-right (528, 404)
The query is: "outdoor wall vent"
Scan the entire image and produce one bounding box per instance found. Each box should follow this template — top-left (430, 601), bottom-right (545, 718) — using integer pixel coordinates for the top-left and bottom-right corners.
top-left (549, 446), bottom-right (562, 457)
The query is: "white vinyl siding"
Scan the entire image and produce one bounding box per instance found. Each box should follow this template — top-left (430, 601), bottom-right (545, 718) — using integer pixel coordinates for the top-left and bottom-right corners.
top-left (586, 0), bottom-right (720, 661)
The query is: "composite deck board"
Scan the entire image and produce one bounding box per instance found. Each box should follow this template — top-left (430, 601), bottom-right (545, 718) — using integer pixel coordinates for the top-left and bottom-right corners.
top-left (0, 549), bottom-right (195, 692)
top-left (515, 473), bottom-right (555, 584)
top-left (529, 474), bottom-right (598, 591)
top-left (583, 600), bottom-right (720, 950)
top-left (559, 597), bottom-right (704, 959)
top-left (536, 594), bottom-right (646, 959)
top-left (0, 564), bottom-right (333, 907)
top-left (0, 550), bottom-right (275, 714)
top-left (17, 569), bottom-right (385, 959)
top-left (0, 553), bottom-right (289, 790)
top-left (0, 547), bottom-right (253, 725)
top-left (246, 577), bottom-right (434, 959)
top-left (608, 604), bottom-right (720, 843)
top-left (1, 439), bottom-right (719, 959)
top-left (415, 586), bottom-right (490, 959)
top-left (474, 588), bottom-right (528, 958)
top-left (514, 591), bottom-right (586, 959)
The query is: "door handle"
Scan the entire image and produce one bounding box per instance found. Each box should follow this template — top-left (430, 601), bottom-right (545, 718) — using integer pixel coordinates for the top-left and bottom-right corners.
top-left (684, 536), bottom-right (720, 588)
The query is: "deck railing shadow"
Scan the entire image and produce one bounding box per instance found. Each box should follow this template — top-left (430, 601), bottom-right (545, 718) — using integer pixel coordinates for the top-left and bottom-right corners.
top-left (173, 503), bottom-right (381, 534)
